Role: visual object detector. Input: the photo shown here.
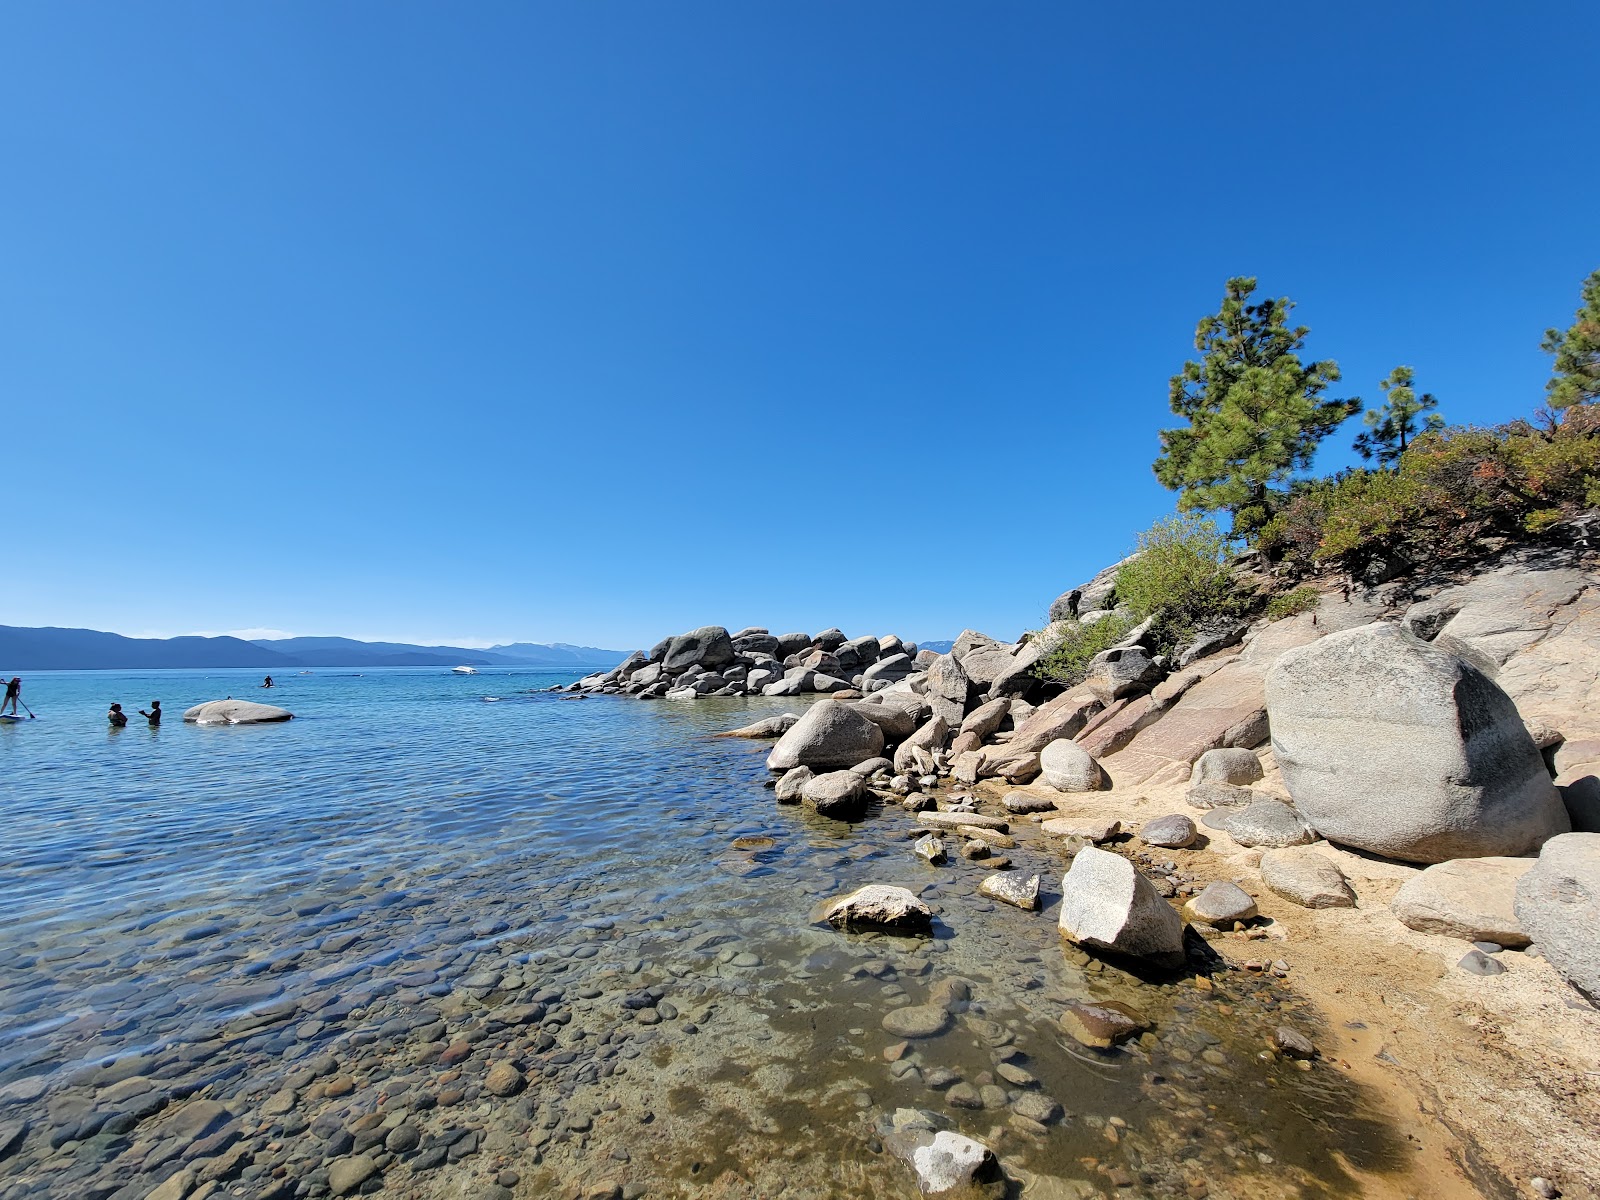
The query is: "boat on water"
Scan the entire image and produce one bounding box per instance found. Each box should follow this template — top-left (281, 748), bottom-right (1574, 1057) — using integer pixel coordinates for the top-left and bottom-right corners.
top-left (451, 665), bottom-right (478, 675)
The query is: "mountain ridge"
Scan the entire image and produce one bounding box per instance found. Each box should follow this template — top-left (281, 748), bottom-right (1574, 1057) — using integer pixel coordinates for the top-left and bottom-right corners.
top-left (0, 625), bottom-right (629, 671)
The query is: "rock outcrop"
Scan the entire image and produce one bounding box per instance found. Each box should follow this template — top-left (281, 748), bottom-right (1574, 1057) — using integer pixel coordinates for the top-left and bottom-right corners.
top-left (1391, 857), bottom-right (1533, 946)
top-left (767, 701), bottom-right (885, 772)
top-left (1266, 622), bottom-right (1570, 863)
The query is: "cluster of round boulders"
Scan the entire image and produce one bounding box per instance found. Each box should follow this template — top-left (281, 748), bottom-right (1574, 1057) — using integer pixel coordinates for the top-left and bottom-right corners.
top-left (570, 625), bottom-right (925, 699)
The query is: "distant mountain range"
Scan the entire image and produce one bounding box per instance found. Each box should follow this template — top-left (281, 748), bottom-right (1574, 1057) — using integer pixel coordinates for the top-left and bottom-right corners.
top-left (0, 625), bottom-right (630, 671)
top-left (918, 640), bottom-right (955, 654)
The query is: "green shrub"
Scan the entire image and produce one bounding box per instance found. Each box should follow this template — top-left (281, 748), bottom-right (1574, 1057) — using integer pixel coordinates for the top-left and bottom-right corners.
top-left (1255, 407), bottom-right (1600, 575)
top-left (1265, 586), bottom-right (1320, 621)
top-left (1032, 613), bottom-right (1137, 686)
top-left (1115, 514), bottom-right (1242, 648)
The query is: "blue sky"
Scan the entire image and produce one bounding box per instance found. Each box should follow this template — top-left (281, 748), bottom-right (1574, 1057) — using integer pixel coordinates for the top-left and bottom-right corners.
top-left (4, 3), bottom-right (1597, 650)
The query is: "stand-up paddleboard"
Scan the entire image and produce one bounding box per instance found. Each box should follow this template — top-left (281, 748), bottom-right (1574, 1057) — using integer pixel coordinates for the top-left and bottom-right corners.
top-left (0, 714), bottom-right (26, 722)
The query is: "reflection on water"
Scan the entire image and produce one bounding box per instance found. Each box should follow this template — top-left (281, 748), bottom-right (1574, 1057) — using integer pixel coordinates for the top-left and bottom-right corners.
top-left (0, 668), bottom-right (1407, 1198)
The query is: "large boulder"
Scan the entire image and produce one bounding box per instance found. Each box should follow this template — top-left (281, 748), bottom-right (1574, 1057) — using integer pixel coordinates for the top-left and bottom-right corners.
top-left (183, 700), bottom-right (293, 725)
top-left (1191, 748), bottom-right (1263, 787)
top-left (1039, 739), bottom-right (1103, 792)
top-left (1057, 846), bottom-right (1185, 967)
top-left (662, 626), bottom-right (736, 675)
top-left (1266, 622), bottom-right (1570, 863)
top-left (862, 653), bottom-right (916, 690)
top-left (1513, 833), bottom-right (1600, 1003)
top-left (1085, 646), bottom-right (1162, 705)
top-left (767, 700), bottom-right (885, 771)
top-left (1391, 857), bottom-right (1533, 947)
top-left (1048, 557), bottom-right (1131, 623)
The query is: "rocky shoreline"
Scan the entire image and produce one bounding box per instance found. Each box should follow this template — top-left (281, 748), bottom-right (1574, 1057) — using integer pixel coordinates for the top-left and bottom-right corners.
top-left (570, 543), bottom-right (1600, 1197)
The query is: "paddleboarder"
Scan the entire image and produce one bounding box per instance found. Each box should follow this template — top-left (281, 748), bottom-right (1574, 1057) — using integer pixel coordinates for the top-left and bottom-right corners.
top-left (2, 677), bottom-right (19, 716)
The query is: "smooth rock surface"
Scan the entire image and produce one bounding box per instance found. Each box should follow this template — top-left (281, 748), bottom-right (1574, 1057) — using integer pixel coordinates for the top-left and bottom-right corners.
top-left (1514, 832), bottom-right (1600, 1002)
top-left (182, 699), bottom-right (294, 724)
top-left (1191, 747), bottom-right (1264, 787)
top-left (1140, 814), bottom-right (1198, 849)
top-left (1183, 881), bottom-right (1258, 926)
top-left (1040, 738), bottom-right (1103, 792)
top-left (910, 1130), bottom-right (999, 1195)
top-left (1267, 622), bottom-right (1570, 863)
top-left (799, 771), bottom-right (869, 820)
top-left (1391, 857), bottom-right (1534, 946)
top-left (1259, 848), bottom-right (1355, 908)
top-left (978, 872), bottom-right (1039, 910)
top-left (1215, 799), bottom-right (1316, 848)
top-left (767, 700), bottom-right (886, 772)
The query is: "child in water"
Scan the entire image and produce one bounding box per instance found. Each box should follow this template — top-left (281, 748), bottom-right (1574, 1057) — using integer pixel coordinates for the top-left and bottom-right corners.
top-left (138, 700), bottom-right (162, 725)
top-left (108, 703), bottom-right (128, 727)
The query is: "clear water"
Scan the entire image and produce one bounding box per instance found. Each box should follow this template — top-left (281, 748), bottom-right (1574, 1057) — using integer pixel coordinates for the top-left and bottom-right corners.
top-left (0, 668), bottom-right (1414, 1199)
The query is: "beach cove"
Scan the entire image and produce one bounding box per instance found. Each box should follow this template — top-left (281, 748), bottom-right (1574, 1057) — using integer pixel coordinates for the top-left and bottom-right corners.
top-left (0, 661), bottom-right (1532, 1200)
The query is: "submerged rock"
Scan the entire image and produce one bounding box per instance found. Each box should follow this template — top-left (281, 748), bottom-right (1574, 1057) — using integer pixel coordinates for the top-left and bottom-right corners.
top-left (978, 872), bottom-right (1039, 910)
top-left (1267, 622), bottom-right (1570, 863)
top-left (1057, 846), bottom-right (1185, 967)
top-left (799, 771), bottom-right (869, 820)
top-left (824, 885), bottom-right (932, 934)
top-left (1060, 999), bottom-right (1148, 1049)
top-left (182, 700), bottom-right (293, 725)
top-left (910, 1130), bottom-right (1001, 1196)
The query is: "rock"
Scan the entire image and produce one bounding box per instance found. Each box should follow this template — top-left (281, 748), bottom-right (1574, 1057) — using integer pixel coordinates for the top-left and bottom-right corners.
top-left (824, 885), bottom-right (933, 934)
top-left (1049, 559), bottom-right (1130, 622)
top-left (716, 714), bottom-right (799, 739)
top-left (917, 811), bottom-right (1008, 833)
top-left (850, 756), bottom-right (893, 778)
top-left (767, 700), bottom-right (886, 771)
top-left (775, 632), bottom-right (812, 658)
top-left (145, 1169), bottom-right (196, 1200)
top-left (1006, 685), bottom-right (1102, 754)
top-left (1266, 622), bottom-right (1571, 863)
top-left (972, 745), bottom-right (1042, 784)
top-left (328, 1154), bottom-right (379, 1197)
top-left (853, 698), bottom-right (921, 745)
top-left (1191, 747), bottom-right (1263, 787)
top-left (1391, 857), bottom-right (1534, 946)
top-left (1457, 949), bottom-right (1506, 976)
top-left (910, 1130), bottom-right (1000, 1195)
top-left (1140, 814), bottom-right (1197, 849)
top-left (1060, 1000), bottom-right (1148, 1049)
top-left (1514, 833), bottom-right (1600, 1003)
top-left (1183, 881), bottom-right (1258, 926)
top-left (927, 655), bottom-right (973, 728)
top-left (483, 1061), bottom-right (524, 1097)
top-left (1085, 646), bottom-right (1162, 704)
top-left (1270, 1026), bottom-right (1316, 1059)
top-left (894, 715), bottom-right (950, 774)
top-left (881, 1005), bottom-right (952, 1039)
top-left (953, 631), bottom-right (1042, 698)
top-left (1185, 782), bottom-right (1257, 810)
top-left (1002, 791), bottom-right (1057, 814)
top-left (1039, 739), bottom-right (1103, 792)
top-left (1259, 848), bottom-right (1355, 908)
top-left (774, 765), bottom-right (814, 803)
top-left (959, 696), bottom-right (1012, 741)
top-left (799, 771), bottom-right (869, 820)
top-left (182, 700), bottom-right (293, 724)
top-left (1214, 800), bottom-right (1316, 848)
top-left (914, 834), bottom-right (948, 865)
top-left (1057, 846), bottom-right (1185, 967)
top-left (662, 626), bottom-right (736, 674)
top-left (1040, 817), bottom-right (1121, 843)
top-left (978, 872), bottom-right (1039, 910)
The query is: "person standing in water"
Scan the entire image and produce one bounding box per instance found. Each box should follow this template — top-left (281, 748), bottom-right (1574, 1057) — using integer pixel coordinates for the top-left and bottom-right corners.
top-left (108, 703), bottom-right (128, 727)
top-left (138, 700), bottom-right (162, 725)
top-left (2, 677), bottom-right (20, 716)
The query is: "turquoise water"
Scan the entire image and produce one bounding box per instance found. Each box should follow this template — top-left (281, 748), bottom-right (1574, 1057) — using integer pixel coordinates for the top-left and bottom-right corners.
top-left (0, 668), bottom-right (1404, 1199)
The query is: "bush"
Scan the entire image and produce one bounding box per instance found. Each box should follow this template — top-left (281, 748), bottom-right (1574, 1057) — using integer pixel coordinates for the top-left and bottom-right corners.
top-left (1031, 613), bottom-right (1137, 686)
top-left (1256, 407), bottom-right (1600, 575)
top-left (1115, 514), bottom-right (1242, 649)
top-left (1265, 586), bottom-right (1320, 621)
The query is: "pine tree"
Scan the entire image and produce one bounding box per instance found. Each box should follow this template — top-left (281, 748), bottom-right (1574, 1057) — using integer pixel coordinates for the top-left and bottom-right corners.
top-left (1154, 277), bottom-right (1360, 537)
top-left (1542, 268), bottom-right (1600, 409)
top-left (1353, 366), bottom-right (1444, 466)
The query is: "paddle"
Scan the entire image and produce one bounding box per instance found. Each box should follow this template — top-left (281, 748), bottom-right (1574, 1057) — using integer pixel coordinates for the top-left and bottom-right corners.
top-left (19, 700), bottom-right (35, 719)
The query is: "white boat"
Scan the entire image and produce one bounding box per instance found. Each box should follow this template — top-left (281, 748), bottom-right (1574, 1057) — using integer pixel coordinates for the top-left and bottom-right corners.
top-left (451, 665), bottom-right (478, 675)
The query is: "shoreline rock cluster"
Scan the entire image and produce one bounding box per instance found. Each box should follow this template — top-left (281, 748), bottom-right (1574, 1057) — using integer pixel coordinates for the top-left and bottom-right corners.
top-left (569, 626), bottom-right (928, 700)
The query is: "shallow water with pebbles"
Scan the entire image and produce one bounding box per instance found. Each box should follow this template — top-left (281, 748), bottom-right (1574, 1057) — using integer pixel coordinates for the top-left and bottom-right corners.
top-left (1, 668), bottom-right (1414, 1199)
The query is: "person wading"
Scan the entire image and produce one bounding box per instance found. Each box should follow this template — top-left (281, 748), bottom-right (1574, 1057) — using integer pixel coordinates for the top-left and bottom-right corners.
top-left (108, 703), bottom-right (128, 728)
top-left (139, 700), bottom-right (162, 726)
